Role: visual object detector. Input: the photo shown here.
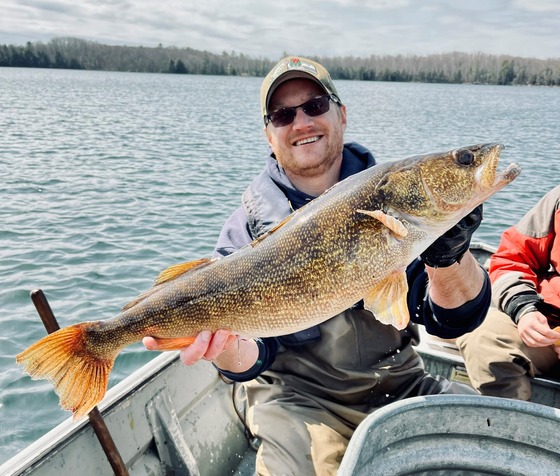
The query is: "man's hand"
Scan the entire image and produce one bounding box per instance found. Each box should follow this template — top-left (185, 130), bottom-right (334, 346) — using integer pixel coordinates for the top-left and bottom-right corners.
top-left (143, 330), bottom-right (260, 372)
top-left (421, 205), bottom-right (483, 268)
top-left (517, 311), bottom-right (560, 348)
top-left (143, 330), bottom-right (235, 365)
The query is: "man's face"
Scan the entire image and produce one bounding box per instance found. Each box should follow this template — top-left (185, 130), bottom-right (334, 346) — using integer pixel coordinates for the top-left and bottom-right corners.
top-left (264, 78), bottom-right (347, 183)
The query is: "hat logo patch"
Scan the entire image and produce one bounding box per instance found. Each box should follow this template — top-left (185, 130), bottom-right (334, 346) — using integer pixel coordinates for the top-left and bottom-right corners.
top-left (287, 57), bottom-right (318, 75)
top-left (269, 57), bottom-right (318, 84)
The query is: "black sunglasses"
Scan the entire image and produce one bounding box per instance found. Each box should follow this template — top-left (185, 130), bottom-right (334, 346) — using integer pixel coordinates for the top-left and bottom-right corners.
top-left (264, 95), bottom-right (341, 127)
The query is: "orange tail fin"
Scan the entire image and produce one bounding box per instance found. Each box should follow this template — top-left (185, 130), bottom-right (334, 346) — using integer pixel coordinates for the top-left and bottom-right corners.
top-left (16, 323), bottom-right (115, 419)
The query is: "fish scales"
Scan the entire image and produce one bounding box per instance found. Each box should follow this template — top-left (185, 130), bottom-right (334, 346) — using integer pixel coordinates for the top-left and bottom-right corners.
top-left (16, 143), bottom-right (521, 418)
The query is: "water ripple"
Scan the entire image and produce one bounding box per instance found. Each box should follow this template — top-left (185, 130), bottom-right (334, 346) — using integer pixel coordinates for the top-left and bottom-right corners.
top-left (1, 68), bottom-right (559, 464)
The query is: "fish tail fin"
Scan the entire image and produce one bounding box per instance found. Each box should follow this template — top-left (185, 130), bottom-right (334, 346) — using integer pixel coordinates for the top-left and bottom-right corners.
top-left (16, 323), bottom-right (115, 419)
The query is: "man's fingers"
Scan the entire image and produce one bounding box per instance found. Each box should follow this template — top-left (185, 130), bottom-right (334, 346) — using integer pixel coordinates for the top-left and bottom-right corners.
top-left (179, 330), bottom-right (212, 365)
top-left (142, 336), bottom-right (158, 351)
top-left (203, 329), bottom-right (233, 361)
top-left (145, 330), bottom-right (235, 365)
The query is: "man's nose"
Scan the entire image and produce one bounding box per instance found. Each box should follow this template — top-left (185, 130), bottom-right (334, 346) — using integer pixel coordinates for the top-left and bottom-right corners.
top-left (292, 107), bottom-right (313, 127)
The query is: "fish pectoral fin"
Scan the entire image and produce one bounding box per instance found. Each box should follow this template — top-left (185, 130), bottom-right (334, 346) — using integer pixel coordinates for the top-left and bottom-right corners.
top-left (363, 272), bottom-right (410, 330)
top-left (155, 258), bottom-right (216, 285)
top-left (357, 209), bottom-right (408, 239)
top-left (150, 336), bottom-right (197, 351)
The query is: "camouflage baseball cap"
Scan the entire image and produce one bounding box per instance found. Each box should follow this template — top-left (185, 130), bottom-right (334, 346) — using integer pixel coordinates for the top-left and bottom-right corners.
top-left (260, 56), bottom-right (341, 121)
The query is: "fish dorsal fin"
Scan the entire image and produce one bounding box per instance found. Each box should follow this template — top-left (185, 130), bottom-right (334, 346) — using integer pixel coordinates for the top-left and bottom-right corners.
top-left (357, 209), bottom-right (408, 239)
top-left (121, 258), bottom-right (215, 312)
top-left (363, 272), bottom-right (410, 330)
top-left (250, 215), bottom-right (293, 247)
top-left (121, 286), bottom-right (161, 311)
top-left (154, 258), bottom-right (215, 285)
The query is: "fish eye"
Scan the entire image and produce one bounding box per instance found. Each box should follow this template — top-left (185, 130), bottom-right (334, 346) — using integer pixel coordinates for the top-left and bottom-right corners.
top-left (456, 149), bottom-right (475, 166)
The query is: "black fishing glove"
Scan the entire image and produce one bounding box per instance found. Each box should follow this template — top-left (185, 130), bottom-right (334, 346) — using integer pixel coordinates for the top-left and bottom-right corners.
top-left (421, 205), bottom-right (483, 268)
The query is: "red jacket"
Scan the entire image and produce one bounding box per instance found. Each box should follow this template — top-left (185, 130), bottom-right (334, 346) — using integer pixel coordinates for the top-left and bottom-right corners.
top-left (490, 185), bottom-right (560, 323)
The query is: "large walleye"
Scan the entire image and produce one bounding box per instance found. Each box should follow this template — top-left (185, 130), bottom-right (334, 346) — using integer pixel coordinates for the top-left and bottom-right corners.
top-left (17, 143), bottom-right (520, 418)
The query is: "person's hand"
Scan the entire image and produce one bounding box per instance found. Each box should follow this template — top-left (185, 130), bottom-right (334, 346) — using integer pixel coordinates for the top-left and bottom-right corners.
top-left (143, 329), bottom-right (236, 366)
top-left (421, 205), bottom-right (483, 268)
top-left (553, 345), bottom-right (560, 360)
top-left (517, 311), bottom-right (560, 347)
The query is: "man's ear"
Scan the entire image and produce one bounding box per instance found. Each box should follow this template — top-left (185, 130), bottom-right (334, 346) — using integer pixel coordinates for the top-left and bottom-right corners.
top-left (264, 125), bottom-right (273, 147)
top-left (340, 104), bottom-right (348, 128)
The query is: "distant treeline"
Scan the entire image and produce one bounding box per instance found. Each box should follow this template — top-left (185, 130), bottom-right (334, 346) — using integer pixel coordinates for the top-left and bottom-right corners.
top-left (1, 37), bottom-right (559, 86)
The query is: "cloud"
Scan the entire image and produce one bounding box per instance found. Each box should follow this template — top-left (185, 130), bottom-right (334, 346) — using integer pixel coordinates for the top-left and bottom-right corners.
top-left (514, 0), bottom-right (560, 12)
top-left (1, 0), bottom-right (559, 59)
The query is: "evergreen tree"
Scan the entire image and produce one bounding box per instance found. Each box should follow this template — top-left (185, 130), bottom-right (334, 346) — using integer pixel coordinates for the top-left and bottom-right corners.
top-left (0, 38), bottom-right (558, 86)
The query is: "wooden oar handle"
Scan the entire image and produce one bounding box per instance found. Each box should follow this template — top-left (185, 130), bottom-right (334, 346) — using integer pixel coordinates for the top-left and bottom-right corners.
top-left (29, 289), bottom-right (130, 476)
top-left (30, 289), bottom-right (60, 334)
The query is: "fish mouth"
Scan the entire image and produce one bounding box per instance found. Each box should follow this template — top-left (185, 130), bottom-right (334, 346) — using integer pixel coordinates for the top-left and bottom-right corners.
top-left (493, 161), bottom-right (522, 187)
top-left (475, 143), bottom-right (521, 192)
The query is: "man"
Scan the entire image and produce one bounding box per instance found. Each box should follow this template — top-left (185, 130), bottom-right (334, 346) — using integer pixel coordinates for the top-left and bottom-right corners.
top-left (145, 56), bottom-right (489, 475)
top-left (458, 185), bottom-right (560, 400)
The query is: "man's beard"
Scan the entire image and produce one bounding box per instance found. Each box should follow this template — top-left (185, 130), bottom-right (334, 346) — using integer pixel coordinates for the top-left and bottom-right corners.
top-left (276, 129), bottom-right (345, 177)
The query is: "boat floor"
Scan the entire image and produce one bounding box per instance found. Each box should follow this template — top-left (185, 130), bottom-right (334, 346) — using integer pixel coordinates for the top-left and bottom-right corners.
top-left (234, 451), bottom-right (257, 475)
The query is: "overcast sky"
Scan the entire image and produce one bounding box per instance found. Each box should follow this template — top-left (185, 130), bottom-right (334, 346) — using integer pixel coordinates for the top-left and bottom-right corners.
top-left (1, 0), bottom-right (559, 60)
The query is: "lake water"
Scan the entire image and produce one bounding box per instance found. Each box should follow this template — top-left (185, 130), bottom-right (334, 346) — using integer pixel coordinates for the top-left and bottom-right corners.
top-left (0, 67), bottom-right (559, 464)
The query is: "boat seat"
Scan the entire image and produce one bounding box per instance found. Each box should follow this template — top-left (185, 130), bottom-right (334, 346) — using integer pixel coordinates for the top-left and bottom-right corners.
top-left (416, 331), bottom-right (560, 409)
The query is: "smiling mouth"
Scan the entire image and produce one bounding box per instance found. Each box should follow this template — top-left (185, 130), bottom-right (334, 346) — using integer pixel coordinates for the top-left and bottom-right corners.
top-left (294, 136), bottom-right (321, 146)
